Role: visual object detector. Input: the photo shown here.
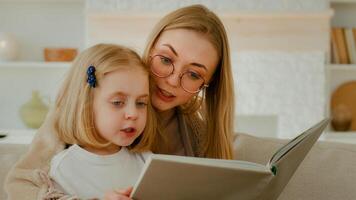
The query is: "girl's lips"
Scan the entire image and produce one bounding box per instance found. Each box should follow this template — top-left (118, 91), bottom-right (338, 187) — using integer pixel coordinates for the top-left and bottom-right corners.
top-left (156, 87), bottom-right (175, 102)
top-left (121, 127), bottom-right (137, 138)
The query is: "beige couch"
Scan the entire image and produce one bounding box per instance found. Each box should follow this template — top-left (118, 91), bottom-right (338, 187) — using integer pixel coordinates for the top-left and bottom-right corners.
top-left (1, 133), bottom-right (356, 200)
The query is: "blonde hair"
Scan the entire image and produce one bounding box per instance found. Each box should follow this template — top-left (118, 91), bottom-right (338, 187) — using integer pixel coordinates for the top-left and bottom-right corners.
top-left (143, 5), bottom-right (235, 159)
top-left (55, 44), bottom-right (157, 152)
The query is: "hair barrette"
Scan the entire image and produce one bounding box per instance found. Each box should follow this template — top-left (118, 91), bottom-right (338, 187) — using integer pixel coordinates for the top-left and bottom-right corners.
top-left (87, 65), bottom-right (96, 88)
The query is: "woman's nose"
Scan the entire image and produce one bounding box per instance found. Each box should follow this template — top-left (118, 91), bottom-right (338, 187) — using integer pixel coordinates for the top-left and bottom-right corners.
top-left (165, 67), bottom-right (181, 88)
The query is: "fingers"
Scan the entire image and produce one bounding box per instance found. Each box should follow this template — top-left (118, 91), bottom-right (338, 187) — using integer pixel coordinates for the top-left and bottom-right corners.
top-left (104, 187), bottom-right (134, 200)
top-left (116, 186), bottom-right (133, 196)
top-left (104, 191), bottom-right (132, 200)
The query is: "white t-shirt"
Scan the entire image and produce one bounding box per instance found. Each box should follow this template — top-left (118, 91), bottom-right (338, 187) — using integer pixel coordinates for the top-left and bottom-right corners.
top-left (49, 144), bottom-right (152, 199)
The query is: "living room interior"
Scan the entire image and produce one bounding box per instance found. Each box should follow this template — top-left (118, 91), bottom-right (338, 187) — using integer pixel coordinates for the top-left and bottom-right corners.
top-left (1, 0), bottom-right (356, 199)
top-left (1, 0), bottom-right (356, 142)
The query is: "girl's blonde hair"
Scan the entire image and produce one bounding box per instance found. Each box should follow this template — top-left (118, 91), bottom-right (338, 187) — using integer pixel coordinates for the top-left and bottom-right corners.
top-left (143, 5), bottom-right (235, 159)
top-left (55, 44), bottom-right (157, 152)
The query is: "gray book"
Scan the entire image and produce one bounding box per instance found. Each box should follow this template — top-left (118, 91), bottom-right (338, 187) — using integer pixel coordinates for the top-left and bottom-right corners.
top-left (131, 119), bottom-right (329, 200)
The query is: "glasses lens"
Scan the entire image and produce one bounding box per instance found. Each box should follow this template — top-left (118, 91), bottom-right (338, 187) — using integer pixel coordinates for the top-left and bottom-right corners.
top-left (181, 71), bottom-right (205, 93)
top-left (151, 55), bottom-right (173, 77)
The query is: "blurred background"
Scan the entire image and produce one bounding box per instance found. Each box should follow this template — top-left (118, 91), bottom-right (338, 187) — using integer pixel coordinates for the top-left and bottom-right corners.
top-left (0, 0), bottom-right (355, 144)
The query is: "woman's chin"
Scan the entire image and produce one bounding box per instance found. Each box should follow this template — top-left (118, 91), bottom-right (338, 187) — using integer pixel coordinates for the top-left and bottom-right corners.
top-left (152, 96), bottom-right (173, 111)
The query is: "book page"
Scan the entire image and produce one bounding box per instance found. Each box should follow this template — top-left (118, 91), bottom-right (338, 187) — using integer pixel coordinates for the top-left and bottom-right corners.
top-left (267, 119), bottom-right (329, 167)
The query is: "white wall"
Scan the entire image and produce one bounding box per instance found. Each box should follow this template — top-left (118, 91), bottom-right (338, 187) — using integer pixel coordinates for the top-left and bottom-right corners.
top-left (233, 51), bottom-right (326, 138)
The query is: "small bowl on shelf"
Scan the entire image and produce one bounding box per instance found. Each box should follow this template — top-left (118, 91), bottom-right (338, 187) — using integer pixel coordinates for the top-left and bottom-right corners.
top-left (44, 48), bottom-right (78, 62)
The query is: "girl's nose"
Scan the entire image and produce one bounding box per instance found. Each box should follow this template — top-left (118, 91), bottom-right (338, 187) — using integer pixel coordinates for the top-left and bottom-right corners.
top-left (125, 104), bottom-right (138, 120)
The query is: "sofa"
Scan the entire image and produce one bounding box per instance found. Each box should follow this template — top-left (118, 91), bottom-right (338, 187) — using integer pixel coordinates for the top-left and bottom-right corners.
top-left (1, 133), bottom-right (356, 200)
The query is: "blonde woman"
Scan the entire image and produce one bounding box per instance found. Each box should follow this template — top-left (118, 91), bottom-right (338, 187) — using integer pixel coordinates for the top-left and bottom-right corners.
top-left (144, 4), bottom-right (234, 159)
top-left (5, 4), bottom-right (235, 199)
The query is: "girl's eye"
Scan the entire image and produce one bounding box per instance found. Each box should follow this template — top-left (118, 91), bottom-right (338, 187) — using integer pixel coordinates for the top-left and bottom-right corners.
top-left (160, 56), bottom-right (172, 66)
top-left (112, 100), bottom-right (124, 106)
top-left (136, 101), bottom-right (148, 108)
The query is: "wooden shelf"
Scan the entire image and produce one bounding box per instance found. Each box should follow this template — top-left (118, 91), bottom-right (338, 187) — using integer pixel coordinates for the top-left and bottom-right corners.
top-left (0, 61), bottom-right (71, 69)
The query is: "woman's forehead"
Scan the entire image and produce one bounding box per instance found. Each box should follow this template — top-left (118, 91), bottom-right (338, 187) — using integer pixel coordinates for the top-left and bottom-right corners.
top-left (155, 29), bottom-right (218, 63)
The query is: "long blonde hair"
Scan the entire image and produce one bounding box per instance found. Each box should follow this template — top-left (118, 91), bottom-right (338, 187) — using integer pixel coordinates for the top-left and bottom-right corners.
top-left (55, 44), bottom-right (157, 152)
top-left (143, 5), bottom-right (235, 159)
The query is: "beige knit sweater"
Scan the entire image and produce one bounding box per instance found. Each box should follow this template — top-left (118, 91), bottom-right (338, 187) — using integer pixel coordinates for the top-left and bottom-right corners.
top-left (4, 108), bottom-right (206, 199)
top-left (4, 109), bottom-right (66, 199)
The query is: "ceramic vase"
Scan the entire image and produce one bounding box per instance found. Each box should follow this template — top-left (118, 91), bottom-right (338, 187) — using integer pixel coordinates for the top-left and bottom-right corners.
top-left (19, 91), bottom-right (49, 129)
top-left (331, 104), bottom-right (352, 131)
top-left (0, 32), bottom-right (19, 62)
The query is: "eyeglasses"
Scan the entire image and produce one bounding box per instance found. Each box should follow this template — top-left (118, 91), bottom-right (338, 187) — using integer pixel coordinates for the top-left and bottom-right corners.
top-left (150, 55), bottom-right (209, 94)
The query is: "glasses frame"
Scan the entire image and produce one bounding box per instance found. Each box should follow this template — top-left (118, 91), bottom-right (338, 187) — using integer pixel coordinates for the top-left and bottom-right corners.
top-left (149, 55), bottom-right (209, 94)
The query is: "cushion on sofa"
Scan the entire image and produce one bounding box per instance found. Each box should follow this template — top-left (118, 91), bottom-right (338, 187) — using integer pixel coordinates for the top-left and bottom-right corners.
top-left (234, 133), bottom-right (356, 200)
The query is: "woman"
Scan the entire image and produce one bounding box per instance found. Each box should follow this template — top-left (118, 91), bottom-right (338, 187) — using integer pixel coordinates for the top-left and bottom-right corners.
top-left (5, 4), bottom-right (235, 200)
top-left (144, 5), bottom-right (234, 159)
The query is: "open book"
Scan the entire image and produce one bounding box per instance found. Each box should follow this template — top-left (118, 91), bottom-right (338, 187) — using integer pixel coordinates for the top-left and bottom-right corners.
top-left (131, 119), bottom-right (329, 200)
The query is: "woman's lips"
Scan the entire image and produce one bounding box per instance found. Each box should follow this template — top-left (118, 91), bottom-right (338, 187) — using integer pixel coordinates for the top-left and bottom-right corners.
top-left (156, 87), bottom-right (175, 102)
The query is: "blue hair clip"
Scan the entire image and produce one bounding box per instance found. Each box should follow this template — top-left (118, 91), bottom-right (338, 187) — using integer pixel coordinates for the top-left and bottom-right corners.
top-left (87, 65), bottom-right (96, 88)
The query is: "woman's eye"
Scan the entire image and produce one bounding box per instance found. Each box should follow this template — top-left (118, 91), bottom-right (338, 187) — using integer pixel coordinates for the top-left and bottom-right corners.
top-left (160, 56), bottom-right (172, 66)
top-left (187, 71), bottom-right (201, 80)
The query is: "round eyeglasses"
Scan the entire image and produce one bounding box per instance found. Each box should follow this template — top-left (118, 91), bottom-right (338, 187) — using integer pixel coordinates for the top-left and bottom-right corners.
top-left (150, 55), bottom-right (209, 94)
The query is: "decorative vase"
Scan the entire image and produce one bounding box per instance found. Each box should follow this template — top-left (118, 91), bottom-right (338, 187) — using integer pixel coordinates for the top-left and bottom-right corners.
top-left (0, 32), bottom-right (19, 62)
top-left (19, 91), bottom-right (49, 129)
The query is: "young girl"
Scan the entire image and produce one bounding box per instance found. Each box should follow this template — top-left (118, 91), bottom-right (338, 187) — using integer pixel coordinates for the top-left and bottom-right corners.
top-left (45, 44), bottom-right (157, 199)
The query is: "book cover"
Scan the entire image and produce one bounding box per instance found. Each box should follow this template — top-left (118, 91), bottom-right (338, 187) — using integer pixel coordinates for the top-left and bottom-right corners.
top-left (131, 119), bottom-right (329, 200)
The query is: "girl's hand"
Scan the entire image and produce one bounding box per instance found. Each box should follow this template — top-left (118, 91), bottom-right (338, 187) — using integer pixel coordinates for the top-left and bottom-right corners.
top-left (104, 187), bottom-right (133, 200)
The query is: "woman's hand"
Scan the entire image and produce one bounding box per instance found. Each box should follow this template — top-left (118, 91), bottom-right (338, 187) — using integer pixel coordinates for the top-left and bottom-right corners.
top-left (104, 187), bottom-right (133, 200)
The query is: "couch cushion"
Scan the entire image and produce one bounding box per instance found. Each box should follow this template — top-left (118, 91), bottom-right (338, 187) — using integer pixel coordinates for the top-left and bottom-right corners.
top-left (0, 143), bottom-right (29, 200)
top-left (234, 133), bottom-right (356, 200)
